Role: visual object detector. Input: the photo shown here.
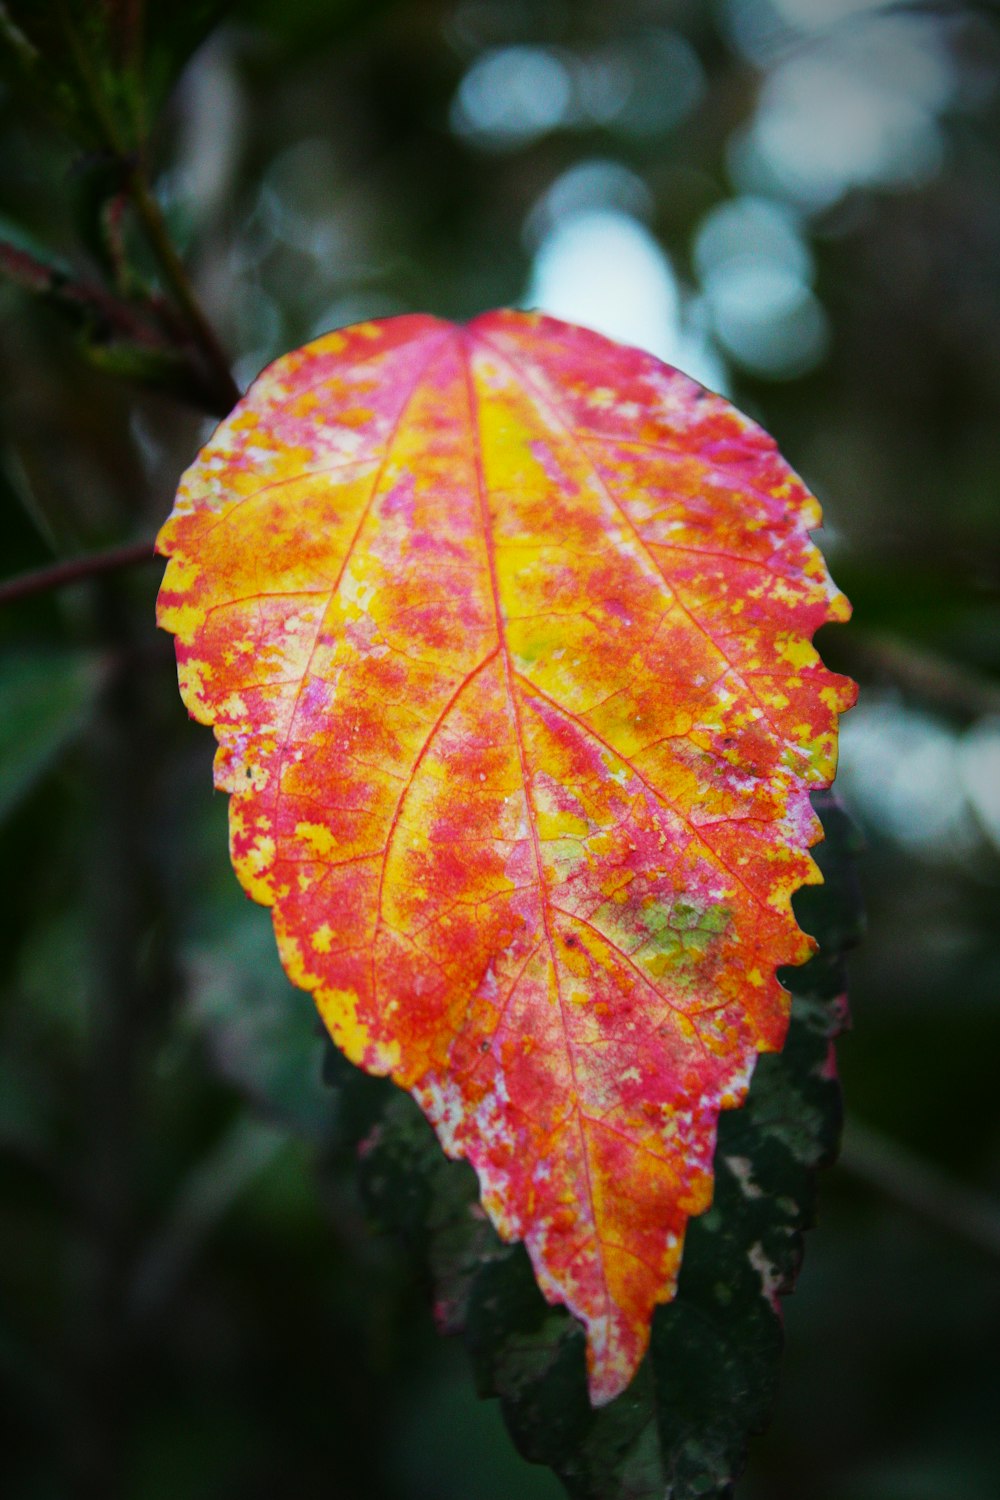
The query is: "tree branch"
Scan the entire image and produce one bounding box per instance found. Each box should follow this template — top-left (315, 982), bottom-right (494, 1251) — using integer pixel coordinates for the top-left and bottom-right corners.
top-left (845, 630), bottom-right (1000, 719)
top-left (0, 237), bottom-right (239, 416)
top-left (124, 169), bottom-right (242, 414)
top-left (53, 0), bottom-right (241, 417)
top-left (839, 1117), bottom-right (1000, 1261)
top-left (0, 540), bottom-right (158, 610)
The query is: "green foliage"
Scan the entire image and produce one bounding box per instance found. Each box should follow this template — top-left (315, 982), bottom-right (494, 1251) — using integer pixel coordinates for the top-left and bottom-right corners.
top-left (0, 647), bottom-right (100, 822)
top-left (0, 0), bottom-right (225, 150)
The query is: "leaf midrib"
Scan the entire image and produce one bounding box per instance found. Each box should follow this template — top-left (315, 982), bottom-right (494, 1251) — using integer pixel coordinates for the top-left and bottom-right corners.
top-left (457, 326), bottom-right (613, 1329)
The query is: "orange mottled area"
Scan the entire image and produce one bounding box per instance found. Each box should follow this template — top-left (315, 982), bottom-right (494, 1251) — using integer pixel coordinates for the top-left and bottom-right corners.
top-left (156, 310), bottom-right (855, 1404)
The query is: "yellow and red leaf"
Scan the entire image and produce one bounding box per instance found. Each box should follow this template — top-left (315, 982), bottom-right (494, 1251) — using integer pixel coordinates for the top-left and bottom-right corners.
top-left (156, 310), bottom-right (855, 1404)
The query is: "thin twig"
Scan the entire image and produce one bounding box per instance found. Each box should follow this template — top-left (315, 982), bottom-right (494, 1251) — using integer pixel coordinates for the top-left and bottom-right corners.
top-left (0, 540), bottom-right (158, 609)
top-left (838, 1117), bottom-right (1000, 1260)
top-left (54, 0), bottom-right (241, 417)
top-left (125, 170), bottom-right (241, 413)
top-left (846, 630), bottom-right (1000, 719)
top-left (1, 237), bottom-right (177, 348)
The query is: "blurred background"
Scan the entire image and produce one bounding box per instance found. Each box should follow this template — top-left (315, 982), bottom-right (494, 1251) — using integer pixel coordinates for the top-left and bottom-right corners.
top-left (1, 0), bottom-right (999, 1496)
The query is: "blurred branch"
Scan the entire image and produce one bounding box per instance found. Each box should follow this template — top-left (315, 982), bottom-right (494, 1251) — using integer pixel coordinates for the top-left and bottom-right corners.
top-left (846, 630), bottom-right (1000, 718)
top-left (839, 1118), bottom-right (1000, 1260)
top-left (0, 238), bottom-right (235, 415)
top-left (0, 540), bottom-right (157, 609)
top-left (2, 237), bottom-right (162, 343)
top-left (48, 0), bottom-right (241, 416)
top-left (0, 3), bottom-right (43, 76)
top-left (123, 169), bottom-right (241, 413)
top-left (2, 7), bottom-right (240, 414)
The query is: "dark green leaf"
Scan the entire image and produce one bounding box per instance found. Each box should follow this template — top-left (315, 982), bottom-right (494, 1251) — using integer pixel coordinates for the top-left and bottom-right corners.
top-left (337, 791), bottom-right (863, 1500)
top-left (178, 739), bottom-right (858, 1499)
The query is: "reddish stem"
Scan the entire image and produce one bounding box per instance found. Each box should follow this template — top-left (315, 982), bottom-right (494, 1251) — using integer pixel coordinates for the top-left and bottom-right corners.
top-left (0, 540), bottom-right (158, 609)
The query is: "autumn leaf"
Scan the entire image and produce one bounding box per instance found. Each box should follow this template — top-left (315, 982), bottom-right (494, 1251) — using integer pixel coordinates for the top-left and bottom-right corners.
top-left (349, 793), bottom-right (862, 1500)
top-left (188, 790), bottom-right (861, 1499)
top-left (156, 310), bottom-right (855, 1405)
